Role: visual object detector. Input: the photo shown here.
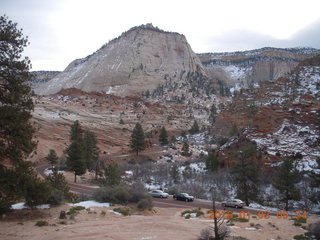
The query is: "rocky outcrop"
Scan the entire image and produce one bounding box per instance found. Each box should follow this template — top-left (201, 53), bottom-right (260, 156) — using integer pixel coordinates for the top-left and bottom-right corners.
top-left (34, 24), bottom-right (205, 96)
top-left (198, 47), bottom-right (320, 91)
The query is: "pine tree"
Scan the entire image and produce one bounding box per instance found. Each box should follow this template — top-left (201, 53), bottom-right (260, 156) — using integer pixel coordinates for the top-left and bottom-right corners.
top-left (130, 122), bottom-right (146, 155)
top-left (309, 158), bottom-right (320, 204)
top-left (46, 149), bottom-right (58, 167)
top-left (82, 130), bottom-right (99, 171)
top-left (104, 163), bottom-right (121, 186)
top-left (231, 141), bottom-right (260, 206)
top-left (46, 168), bottom-right (70, 205)
top-left (181, 139), bottom-right (190, 156)
top-left (272, 157), bottom-right (301, 211)
top-left (170, 164), bottom-right (180, 184)
top-left (0, 15), bottom-right (36, 166)
top-left (159, 126), bottom-right (169, 145)
top-left (66, 140), bottom-right (86, 183)
top-left (206, 151), bottom-right (219, 171)
top-left (70, 120), bottom-right (83, 141)
top-left (209, 104), bottom-right (218, 123)
top-left (189, 120), bottom-right (200, 134)
top-left (0, 16), bottom-right (45, 213)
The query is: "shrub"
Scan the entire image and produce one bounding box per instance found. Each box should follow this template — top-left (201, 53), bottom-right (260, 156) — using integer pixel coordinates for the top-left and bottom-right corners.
top-left (294, 218), bottom-right (307, 226)
top-left (293, 234), bottom-right (307, 240)
top-left (137, 198), bottom-right (153, 211)
top-left (47, 189), bottom-right (65, 205)
top-left (0, 198), bottom-right (12, 214)
top-left (113, 207), bottom-right (130, 216)
top-left (35, 220), bottom-right (48, 227)
top-left (67, 206), bottom-right (85, 215)
top-left (181, 208), bottom-right (204, 218)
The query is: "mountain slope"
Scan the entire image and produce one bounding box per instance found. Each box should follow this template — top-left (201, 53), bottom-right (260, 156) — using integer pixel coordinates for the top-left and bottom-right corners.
top-left (198, 47), bottom-right (320, 92)
top-left (214, 55), bottom-right (320, 171)
top-left (34, 24), bottom-right (205, 96)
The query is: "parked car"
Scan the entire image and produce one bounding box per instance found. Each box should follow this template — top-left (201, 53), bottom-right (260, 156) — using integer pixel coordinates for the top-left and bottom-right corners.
top-left (222, 199), bottom-right (245, 208)
top-left (148, 190), bottom-right (169, 198)
top-left (173, 193), bottom-right (194, 202)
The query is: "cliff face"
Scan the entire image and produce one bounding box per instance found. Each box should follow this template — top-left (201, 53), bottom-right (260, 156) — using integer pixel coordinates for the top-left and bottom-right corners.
top-left (198, 47), bottom-right (320, 91)
top-left (34, 24), bottom-right (205, 96)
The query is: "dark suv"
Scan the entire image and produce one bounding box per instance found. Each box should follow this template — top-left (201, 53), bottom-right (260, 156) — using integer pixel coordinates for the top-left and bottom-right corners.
top-left (173, 193), bottom-right (194, 202)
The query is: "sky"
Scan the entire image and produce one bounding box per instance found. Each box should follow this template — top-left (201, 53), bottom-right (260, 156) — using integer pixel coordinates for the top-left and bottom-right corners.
top-left (1, 0), bottom-right (320, 71)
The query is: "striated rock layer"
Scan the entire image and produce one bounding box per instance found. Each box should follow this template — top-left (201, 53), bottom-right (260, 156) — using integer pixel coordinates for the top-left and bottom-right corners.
top-left (198, 47), bottom-right (320, 91)
top-left (34, 24), bottom-right (205, 96)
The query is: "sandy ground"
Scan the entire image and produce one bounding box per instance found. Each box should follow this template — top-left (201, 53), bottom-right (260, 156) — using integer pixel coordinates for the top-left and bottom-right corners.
top-left (0, 205), bottom-right (318, 240)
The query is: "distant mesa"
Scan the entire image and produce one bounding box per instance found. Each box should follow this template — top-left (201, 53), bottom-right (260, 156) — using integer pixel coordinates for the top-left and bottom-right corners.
top-left (34, 24), bottom-right (205, 96)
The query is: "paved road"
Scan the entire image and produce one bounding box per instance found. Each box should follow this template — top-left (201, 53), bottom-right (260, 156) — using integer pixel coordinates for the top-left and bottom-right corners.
top-left (36, 162), bottom-right (251, 211)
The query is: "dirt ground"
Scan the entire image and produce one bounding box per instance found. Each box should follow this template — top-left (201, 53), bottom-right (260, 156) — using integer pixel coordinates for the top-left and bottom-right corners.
top-left (1, 204), bottom-right (318, 240)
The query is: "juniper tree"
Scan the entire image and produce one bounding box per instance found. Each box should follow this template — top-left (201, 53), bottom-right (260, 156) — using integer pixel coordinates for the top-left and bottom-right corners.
top-left (272, 157), bottom-right (301, 211)
top-left (231, 141), bottom-right (260, 206)
top-left (159, 126), bottom-right (169, 145)
top-left (130, 122), bottom-right (146, 155)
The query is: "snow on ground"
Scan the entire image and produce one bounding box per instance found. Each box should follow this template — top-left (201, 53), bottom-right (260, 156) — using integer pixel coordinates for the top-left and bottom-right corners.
top-left (249, 119), bottom-right (320, 172)
top-left (44, 168), bottom-right (65, 176)
top-left (11, 202), bottom-right (50, 210)
top-left (224, 65), bottom-right (252, 80)
top-left (70, 200), bottom-right (110, 208)
top-left (249, 203), bottom-right (279, 213)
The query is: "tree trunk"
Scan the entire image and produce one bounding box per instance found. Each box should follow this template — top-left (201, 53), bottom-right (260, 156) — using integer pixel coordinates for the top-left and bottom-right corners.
top-left (212, 198), bottom-right (220, 240)
top-left (285, 190), bottom-right (289, 211)
top-left (74, 173), bottom-right (77, 183)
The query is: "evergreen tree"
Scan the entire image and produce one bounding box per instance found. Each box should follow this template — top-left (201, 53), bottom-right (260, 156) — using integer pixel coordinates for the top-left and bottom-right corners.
top-left (206, 151), bottom-right (219, 171)
top-left (0, 15), bottom-right (36, 166)
top-left (181, 139), bottom-right (190, 156)
top-left (82, 130), bottom-right (99, 170)
top-left (231, 141), bottom-right (260, 206)
top-left (189, 120), bottom-right (200, 134)
top-left (104, 163), bottom-right (121, 186)
top-left (70, 120), bottom-right (83, 141)
top-left (309, 158), bottom-right (320, 204)
top-left (159, 126), bottom-right (169, 145)
top-left (209, 104), bottom-right (218, 123)
top-left (46, 168), bottom-right (70, 205)
top-left (272, 157), bottom-right (301, 211)
top-left (170, 164), bottom-right (180, 184)
top-left (130, 122), bottom-right (146, 155)
top-left (66, 140), bottom-right (86, 183)
top-left (46, 149), bottom-right (58, 167)
top-left (0, 16), bottom-right (45, 213)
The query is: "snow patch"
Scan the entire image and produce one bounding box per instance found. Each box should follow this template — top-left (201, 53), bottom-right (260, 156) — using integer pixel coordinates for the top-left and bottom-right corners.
top-left (70, 200), bottom-right (110, 208)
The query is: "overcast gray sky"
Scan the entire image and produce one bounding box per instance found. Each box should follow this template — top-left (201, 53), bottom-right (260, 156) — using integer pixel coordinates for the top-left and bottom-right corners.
top-left (1, 0), bottom-right (320, 71)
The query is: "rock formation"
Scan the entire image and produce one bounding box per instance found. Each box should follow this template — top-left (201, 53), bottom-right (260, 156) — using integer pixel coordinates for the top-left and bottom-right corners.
top-left (198, 47), bottom-right (320, 91)
top-left (34, 24), bottom-right (205, 96)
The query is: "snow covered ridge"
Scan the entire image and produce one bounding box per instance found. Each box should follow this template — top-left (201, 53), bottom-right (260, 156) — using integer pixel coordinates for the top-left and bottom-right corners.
top-left (249, 120), bottom-right (320, 172)
top-left (290, 66), bottom-right (320, 100)
top-left (197, 47), bottom-right (320, 58)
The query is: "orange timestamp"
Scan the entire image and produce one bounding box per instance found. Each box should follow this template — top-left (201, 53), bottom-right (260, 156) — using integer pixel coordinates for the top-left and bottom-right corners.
top-left (209, 210), bottom-right (308, 220)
